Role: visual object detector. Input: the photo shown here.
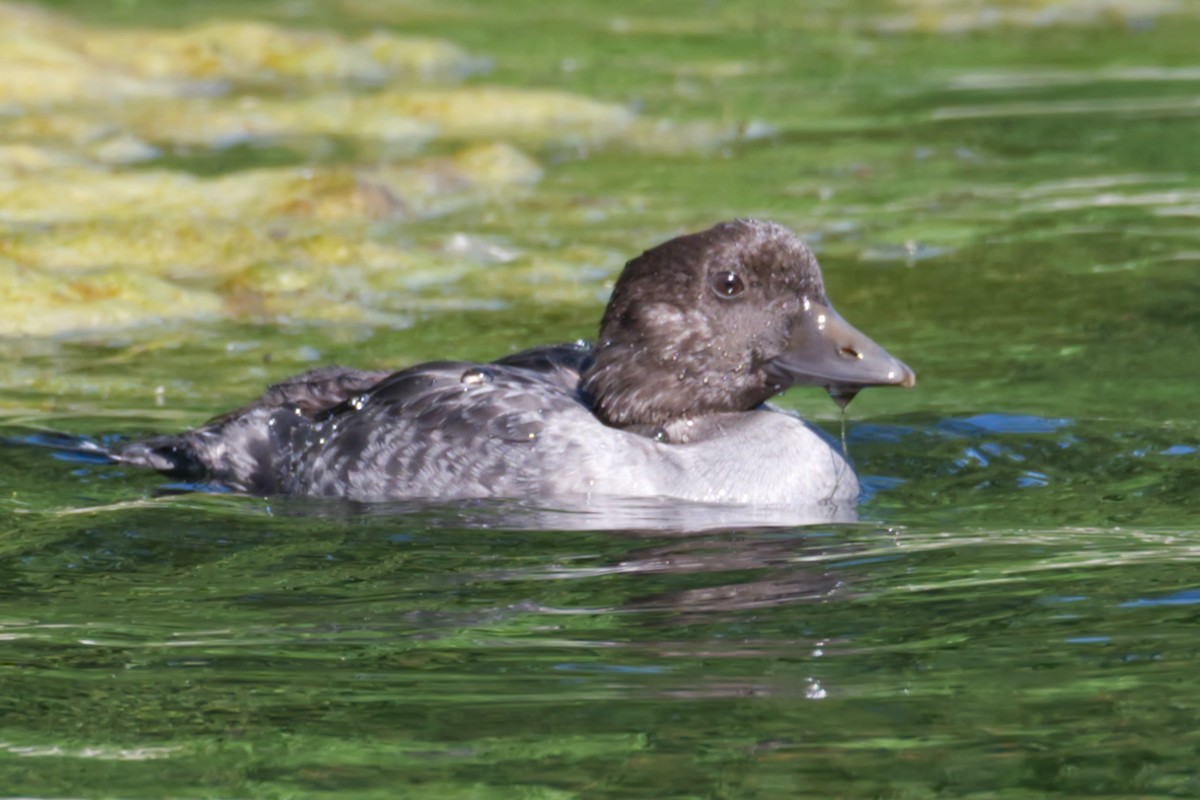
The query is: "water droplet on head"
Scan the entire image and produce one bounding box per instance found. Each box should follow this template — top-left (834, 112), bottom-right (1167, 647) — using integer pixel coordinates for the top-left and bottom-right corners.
top-left (460, 367), bottom-right (494, 386)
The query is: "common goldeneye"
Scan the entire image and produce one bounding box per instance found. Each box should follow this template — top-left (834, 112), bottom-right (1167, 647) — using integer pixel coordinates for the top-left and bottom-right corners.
top-left (118, 219), bottom-right (914, 510)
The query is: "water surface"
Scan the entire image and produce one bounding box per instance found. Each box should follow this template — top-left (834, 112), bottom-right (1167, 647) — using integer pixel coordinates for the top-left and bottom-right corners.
top-left (2, 0), bottom-right (1199, 796)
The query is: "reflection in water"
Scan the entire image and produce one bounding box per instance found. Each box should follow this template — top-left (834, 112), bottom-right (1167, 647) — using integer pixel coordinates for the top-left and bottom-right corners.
top-left (467, 525), bottom-right (861, 616)
top-left (600, 535), bottom-right (851, 614)
top-left (346, 496), bottom-right (858, 533)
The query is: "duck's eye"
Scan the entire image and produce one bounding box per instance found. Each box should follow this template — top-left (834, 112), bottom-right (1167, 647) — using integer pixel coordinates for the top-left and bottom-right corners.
top-left (711, 271), bottom-right (745, 299)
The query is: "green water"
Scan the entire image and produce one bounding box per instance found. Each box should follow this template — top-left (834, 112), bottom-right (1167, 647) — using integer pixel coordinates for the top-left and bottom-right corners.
top-left (4, 0), bottom-right (1200, 797)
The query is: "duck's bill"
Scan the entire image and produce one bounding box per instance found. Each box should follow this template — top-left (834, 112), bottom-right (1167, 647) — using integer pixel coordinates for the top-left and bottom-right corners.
top-left (764, 298), bottom-right (915, 408)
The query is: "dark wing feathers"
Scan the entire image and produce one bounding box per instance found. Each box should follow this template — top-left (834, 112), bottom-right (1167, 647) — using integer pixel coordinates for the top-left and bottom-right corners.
top-left (212, 365), bottom-right (392, 424)
top-left (119, 344), bottom-right (593, 499)
top-left (287, 349), bottom-right (591, 498)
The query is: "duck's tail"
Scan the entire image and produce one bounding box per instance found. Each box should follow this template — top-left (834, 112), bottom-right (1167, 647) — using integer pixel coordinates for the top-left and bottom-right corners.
top-left (17, 366), bottom-right (392, 497)
top-left (140, 366), bottom-right (392, 494)
top-left (6, 425), bottom-right (290, 502)
top-left (112, 434), bottom-right (213, 478)
top-left (110, 406), bottom-right (307, 496)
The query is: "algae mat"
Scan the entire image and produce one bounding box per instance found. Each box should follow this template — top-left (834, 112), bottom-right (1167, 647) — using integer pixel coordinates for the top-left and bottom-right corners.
top-left (0, 0), bottom-right (742, 337)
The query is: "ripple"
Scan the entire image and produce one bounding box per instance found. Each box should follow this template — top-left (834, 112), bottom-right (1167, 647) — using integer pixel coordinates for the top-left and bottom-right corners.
top-left (945, 66), bottom-right (1200, 92)
top-left (932, 95), bottom-right (1200, 121)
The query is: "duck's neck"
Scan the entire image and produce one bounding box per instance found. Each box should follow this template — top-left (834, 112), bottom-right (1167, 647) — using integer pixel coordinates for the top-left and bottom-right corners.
top-left (582, 336), bottom-right (772, 437)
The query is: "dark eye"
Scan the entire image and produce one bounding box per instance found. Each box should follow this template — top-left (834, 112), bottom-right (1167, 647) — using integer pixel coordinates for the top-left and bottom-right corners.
top-left (711, 271), bottom-right (745, 298)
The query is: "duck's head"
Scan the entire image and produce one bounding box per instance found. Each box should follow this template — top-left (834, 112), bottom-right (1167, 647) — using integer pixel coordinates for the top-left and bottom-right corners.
top-left (583, 219), bottom-right (914, 429)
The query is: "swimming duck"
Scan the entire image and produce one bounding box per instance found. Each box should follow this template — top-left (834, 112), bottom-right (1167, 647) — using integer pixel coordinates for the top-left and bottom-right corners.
top-left (118, 219), bottom-right (914, 509)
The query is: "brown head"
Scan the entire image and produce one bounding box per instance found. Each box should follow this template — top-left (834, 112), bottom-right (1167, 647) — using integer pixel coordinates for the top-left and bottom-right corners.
top-left (582, 219), bottom-right (914, 429)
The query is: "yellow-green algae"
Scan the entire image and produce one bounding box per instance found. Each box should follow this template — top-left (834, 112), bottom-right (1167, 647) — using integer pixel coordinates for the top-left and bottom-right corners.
top-left (75, 20), bottom-right (482, 84)
top-left (0, 142), bottom-right (541, 224)
top-left (0, 2), bottom-right (480, 102)
top-left (2, 88), bottom-right (735, 155)
top-left (102, 86), bottom-right (645, 150)
top-left (0, 141), bottom-right (556, 334)
top-left (0, 256), bottom-right (225, 337)
top-left (0, 2), bottom-right (738, 337)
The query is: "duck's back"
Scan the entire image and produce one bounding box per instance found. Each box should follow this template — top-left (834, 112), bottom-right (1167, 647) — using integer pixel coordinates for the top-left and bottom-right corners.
top-left (283, 344), bottom-right (596, 499)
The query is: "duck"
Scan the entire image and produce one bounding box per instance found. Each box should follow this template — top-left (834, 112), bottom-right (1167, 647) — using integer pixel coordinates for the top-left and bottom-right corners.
top-left (117, 219), bottom-right (914, 510)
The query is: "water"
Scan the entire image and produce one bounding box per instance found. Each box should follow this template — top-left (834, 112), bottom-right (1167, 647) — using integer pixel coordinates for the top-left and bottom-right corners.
top-left (2, 0), bottom-right (1199, 796)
